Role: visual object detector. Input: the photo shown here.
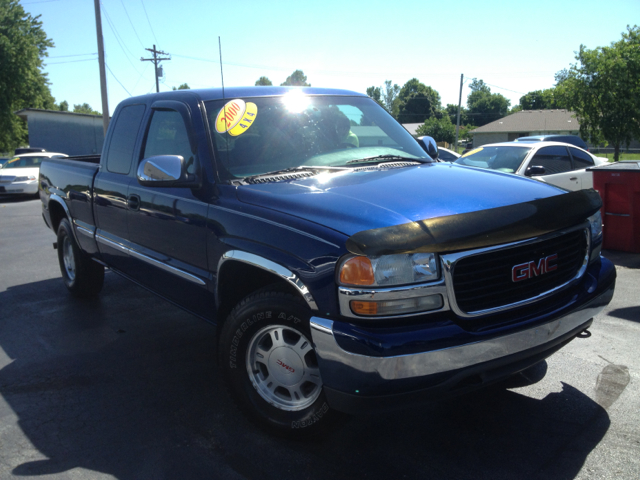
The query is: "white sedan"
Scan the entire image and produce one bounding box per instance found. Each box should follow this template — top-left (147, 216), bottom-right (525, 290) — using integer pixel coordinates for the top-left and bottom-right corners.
top-left (453, 141), bottom-right (608, 191)
top-left (0, 152), bottom-right (67, 195)
top-left (436, 147), bottom-right (461, 162)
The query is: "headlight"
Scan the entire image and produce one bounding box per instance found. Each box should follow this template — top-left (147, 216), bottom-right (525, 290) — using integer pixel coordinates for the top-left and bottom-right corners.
top-left (339, 252), bottom-right (439, 287)
top-left (13, 176), bottom-right (36, 182)
top-left (588, 211), bottom-right (603, 240)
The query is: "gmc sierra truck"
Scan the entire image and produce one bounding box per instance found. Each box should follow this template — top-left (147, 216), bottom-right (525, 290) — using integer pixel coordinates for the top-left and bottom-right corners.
top-left (39, 87), bottom-right (616, 436)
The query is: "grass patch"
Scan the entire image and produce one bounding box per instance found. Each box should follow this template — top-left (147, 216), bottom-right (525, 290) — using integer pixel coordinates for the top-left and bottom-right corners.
top-left (595, 153), bottom-right (640, 162)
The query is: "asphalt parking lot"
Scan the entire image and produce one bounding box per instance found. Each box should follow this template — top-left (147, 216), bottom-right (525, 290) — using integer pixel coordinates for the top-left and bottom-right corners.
top-left (1, 196), bottom-right (639, 480)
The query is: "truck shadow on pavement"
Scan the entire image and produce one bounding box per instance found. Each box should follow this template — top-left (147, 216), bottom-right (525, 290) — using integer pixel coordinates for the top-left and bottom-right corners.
top-left (602, 249), bottom-right (640, 269)
top-left (0, 274), bottom-right (610, 480)
top-left (607, 306), bottom-right (640, 323)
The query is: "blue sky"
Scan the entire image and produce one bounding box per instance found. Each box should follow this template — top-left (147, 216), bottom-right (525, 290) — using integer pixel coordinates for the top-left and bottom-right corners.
top-left (23, 0), bottom-right (640, 117)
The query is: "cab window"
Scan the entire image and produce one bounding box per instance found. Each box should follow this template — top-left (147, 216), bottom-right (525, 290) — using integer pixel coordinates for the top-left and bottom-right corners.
top-left (529, 146), bottom-right (572, 174)
top-left (143, 110), bottom-right (196, 175)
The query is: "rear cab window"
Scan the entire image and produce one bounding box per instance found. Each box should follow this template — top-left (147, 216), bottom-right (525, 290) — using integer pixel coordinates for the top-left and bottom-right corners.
top-left (105, 104), bottom-right (146, 175)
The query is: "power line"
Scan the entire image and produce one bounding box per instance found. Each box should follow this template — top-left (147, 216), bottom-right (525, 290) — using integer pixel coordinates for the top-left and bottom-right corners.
top-left (140, 0), bottom-right (158, 44)
top-left (49, 53), bottom-right (97, 58)
top-left (480, 83), bottom-right (526, 95)
top-left (132, 62), bottom-right (150, 92)
top-left (106, 63), bottom-right (132, 96)
top-left (119, 0), bottom-right (145, 48)
top-left (101, 4), bottom-right (137, 59)
top-left (46, 58), bottom-right (98, 65)
top-left (100, 4), bottom-right (143, 76)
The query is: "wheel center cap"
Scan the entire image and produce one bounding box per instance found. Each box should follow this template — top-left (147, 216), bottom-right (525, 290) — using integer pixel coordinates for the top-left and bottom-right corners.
top-left (269, 346), bottom-right (304, 385)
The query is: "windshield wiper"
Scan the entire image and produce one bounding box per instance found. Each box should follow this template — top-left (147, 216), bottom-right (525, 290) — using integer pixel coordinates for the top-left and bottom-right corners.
top-left (243, 166), bottom-right (327, 183)
top-left (345, 154), bottom-right (426, 165)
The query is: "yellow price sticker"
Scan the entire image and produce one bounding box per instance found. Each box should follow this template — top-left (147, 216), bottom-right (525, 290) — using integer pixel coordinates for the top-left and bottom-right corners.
top-left (215, 99), bottom-right (258, 137)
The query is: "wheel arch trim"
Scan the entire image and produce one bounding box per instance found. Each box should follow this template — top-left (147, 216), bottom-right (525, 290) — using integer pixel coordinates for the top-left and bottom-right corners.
top-left (48, 194), bottom-right (81, 245)
top-left (217, 250), bottom-right (318, 311)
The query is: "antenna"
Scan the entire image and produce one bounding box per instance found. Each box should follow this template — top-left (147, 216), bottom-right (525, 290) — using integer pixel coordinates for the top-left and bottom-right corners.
top-left (219, 36), bottom-right (225, 100)
top-left (218, 36), bottom-right (230, 158)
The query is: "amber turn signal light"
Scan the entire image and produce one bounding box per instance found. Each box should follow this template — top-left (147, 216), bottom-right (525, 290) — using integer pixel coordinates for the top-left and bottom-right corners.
top-left (350, 301), bottom-right (378, 315)
top-left (339, 256), bottom-right (375, 286)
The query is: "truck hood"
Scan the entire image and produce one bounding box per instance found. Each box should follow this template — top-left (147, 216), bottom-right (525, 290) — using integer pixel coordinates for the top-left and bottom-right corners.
top-left (236, 163), bottom-right (569, 238)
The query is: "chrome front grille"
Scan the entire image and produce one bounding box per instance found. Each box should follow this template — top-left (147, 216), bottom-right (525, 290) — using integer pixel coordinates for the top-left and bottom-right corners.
top-left (442, 226), bottom-right (590, 318)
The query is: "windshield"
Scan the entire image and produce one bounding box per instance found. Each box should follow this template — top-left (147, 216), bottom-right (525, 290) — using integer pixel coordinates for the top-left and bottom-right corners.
top-left (2, 156), bottom-right (45, 169)
top-left (454, 146), bottom-right (532, 173)
top-left (204, 94), bottom-right (430, 180)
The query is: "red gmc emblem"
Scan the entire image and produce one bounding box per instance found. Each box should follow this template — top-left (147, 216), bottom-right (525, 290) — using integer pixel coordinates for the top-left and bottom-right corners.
top-left (512, 254), bottom-right (558, 282)
top-left (276, 359), bottom-right (295, 374)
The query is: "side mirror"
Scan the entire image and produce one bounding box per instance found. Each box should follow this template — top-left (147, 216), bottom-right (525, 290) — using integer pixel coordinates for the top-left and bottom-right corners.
top-left (525, 165), bottom-right (546, 177)
top-left (416, 136), bottom-right (439, 160)
top-left (137, 155), bottom-right (198, 187)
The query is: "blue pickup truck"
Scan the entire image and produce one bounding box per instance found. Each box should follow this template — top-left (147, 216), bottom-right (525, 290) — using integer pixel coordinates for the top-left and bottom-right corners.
top-left (39, 87), bottom-right (616, 436)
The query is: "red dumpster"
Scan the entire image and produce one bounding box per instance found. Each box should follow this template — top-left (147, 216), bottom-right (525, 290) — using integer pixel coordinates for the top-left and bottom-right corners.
top-left (588, 161), bottom-right (640, 253)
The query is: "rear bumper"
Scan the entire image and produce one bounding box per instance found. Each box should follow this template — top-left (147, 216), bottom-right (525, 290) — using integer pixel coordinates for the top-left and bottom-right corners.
top-left (0, 181), bottom-right (38, 195)
top-left (310, 258), bottom-right (616, 414)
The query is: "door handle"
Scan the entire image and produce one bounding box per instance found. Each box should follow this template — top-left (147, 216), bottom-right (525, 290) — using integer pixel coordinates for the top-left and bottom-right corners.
top-left (569, 177), bottom-right (578, 181)
top-left (127, 194), bottom-right (140, 210)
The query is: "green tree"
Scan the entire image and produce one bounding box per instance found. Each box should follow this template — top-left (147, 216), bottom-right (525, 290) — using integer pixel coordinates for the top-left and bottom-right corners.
top-left (396, 78), bottom-right (441, 124)
top-left (281, 70), bottom-right (310, 86)
top-left (466, 79), bottom-right (510, 127)
top-left (415, 115), bottom-right (456, 143)
top-left (172, 83), bottom-right (190, 90)
top-left (255, 76), bottom-right (273, 86)
top-left (383, 80), bottom-right (400, 116)
top-left (57, 100), bottom-right (69, 111)
top-left (458, 124), bottom-right (475, 142)
top-left (555, 25), bottom-right (640, 161)
top-left (73, 103), bottom-right (100, 115)
top-left (517, 88), bottom-right (564, 110)
top-left (444, 103), bottom-right (468, 125)
top-left (366, 86), bottom-right (384, 108)
top-left (0, 0), bottom-right (54, 151)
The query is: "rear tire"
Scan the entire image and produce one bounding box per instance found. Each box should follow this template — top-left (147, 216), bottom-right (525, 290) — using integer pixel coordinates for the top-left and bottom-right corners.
top-left (219, 290), bottom-right (344, 437)
top-left (57, 218), bottom-right (104, 298)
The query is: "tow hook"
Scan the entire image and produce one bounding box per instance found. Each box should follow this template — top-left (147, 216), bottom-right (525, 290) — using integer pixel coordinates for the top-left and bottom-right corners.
top-left (577, 326), bottom-right (592, 338)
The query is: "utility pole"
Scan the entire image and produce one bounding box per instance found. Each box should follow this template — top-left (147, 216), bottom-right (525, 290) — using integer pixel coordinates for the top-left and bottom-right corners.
top-left (141, 45), bottom-right (171, 93)
top-left (454, 74), bottom-right (464, 153)
top-left (93, 0), bottom-right (109, 134)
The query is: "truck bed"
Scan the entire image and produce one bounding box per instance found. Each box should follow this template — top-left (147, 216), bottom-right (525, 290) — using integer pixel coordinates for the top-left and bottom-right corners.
top-left (39, 155), bottom-right (101, 240)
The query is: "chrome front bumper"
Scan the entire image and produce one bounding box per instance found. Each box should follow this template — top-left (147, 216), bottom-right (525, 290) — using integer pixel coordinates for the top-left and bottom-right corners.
top-left (310, 281), bottom-right (614, 412)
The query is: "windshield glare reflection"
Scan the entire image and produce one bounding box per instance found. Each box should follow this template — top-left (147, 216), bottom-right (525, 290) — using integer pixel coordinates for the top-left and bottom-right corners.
top-left (205, 95), bottom-right (429, 181)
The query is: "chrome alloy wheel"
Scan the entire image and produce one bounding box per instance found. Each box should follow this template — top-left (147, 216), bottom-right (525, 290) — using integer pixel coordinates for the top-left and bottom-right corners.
top-left (246, 325), bottom-right (322, 411)
top-left (62, 236), bottom-right (76, 281)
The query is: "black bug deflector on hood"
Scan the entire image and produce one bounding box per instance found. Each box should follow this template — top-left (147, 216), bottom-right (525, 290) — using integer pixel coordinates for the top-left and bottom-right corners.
top-left (345, 189), bottom-right (602, 256)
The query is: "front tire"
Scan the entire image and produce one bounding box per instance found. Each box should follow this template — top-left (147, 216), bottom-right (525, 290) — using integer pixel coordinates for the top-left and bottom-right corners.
top-left (219, 290), bottom-right (343, 437)
top-left (57, 218), bottom-right (104, 298)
